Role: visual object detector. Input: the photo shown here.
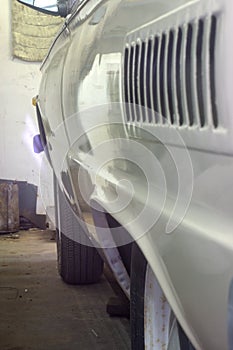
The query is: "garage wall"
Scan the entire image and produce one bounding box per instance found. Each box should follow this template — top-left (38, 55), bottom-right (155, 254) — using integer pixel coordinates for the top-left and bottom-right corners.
top-left (0, 1), bottom-right (53, 214)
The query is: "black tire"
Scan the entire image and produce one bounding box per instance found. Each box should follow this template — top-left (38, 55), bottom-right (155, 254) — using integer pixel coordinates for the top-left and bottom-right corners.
top-left (130, 244), bottom-right (147, 349)
top-left (54, 174), bottom-right (103, 285)
top-left (130, 243), bottom-right (195, 350)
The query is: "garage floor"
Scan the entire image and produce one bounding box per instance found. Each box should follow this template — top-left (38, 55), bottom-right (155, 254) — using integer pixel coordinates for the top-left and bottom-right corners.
top-left (0, 230), bottom-right (130, 350)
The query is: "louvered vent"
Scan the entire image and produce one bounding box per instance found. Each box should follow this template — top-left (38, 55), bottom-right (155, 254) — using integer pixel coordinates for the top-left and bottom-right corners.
top-left (123, 15), bottom-right (218, 128)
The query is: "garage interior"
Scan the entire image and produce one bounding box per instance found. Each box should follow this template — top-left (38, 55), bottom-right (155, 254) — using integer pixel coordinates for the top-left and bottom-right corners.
top-left (0, 2), bottom-right (130, 349)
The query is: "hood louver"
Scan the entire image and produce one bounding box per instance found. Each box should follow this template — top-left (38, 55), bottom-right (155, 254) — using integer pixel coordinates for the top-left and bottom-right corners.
top-left (123, 15), bottom-right (218, 129)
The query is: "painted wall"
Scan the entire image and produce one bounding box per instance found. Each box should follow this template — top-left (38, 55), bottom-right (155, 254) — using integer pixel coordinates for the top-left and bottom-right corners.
top-left (0, 1), bottom-right (53, 214)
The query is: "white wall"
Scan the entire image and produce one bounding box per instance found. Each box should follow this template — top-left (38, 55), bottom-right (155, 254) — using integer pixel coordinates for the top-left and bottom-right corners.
top-left (0, 0), bottom-right (53, 214)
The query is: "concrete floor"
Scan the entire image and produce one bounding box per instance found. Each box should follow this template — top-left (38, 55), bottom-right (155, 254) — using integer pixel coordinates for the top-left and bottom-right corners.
top-left (0, 230), bottom-right (130, 350)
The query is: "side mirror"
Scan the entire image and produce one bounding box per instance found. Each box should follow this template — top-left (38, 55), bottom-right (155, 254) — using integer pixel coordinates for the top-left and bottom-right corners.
top-left (17, 0), bottom-right (70, 18)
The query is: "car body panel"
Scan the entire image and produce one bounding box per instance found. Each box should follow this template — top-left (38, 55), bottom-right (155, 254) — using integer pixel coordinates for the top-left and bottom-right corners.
top-left (35, 0), bottom-right (233, 348)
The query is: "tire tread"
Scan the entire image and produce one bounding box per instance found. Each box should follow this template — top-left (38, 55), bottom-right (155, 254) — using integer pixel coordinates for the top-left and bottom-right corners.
top-left (55, 177), bottom-right (103, 285)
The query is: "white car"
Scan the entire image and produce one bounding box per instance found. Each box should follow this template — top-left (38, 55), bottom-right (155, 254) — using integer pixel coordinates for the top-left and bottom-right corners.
top-left (19, 0), bottom-right (233, 349)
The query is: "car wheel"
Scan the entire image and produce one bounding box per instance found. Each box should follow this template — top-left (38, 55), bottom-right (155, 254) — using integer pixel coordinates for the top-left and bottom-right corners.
top-left (54, 174), bottom-right (103, 285)
top-left (130, 243), bottom-right (195, 350)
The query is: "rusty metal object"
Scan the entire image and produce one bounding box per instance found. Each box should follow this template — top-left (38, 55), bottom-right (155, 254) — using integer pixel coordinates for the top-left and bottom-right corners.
top-left (0, 182), bottom-right (19, 233)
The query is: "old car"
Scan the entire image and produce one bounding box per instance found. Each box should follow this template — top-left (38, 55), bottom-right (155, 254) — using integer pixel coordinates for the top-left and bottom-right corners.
top-left (19, 0), bottom-right (233, 349)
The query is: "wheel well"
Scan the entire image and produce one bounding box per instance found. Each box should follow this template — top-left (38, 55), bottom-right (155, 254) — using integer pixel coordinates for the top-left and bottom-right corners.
top-left (105, 213), bottom-right (132, 276)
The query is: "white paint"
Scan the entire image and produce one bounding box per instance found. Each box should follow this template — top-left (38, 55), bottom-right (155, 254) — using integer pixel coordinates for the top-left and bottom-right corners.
top-left (0, 0), bottom-right (53, 214)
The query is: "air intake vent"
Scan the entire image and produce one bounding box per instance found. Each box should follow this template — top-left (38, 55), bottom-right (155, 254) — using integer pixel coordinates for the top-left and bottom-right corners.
top-left (123, 15), bottom-right (218, 128)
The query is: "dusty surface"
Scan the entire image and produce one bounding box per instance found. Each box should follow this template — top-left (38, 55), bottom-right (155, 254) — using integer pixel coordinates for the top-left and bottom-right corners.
top-left (0, 230), bottom-right (130, 350)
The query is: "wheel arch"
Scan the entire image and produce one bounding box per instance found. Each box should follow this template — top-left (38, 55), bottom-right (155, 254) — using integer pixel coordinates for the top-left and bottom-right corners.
top-left (91, 203), bottom-right (132, 298)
